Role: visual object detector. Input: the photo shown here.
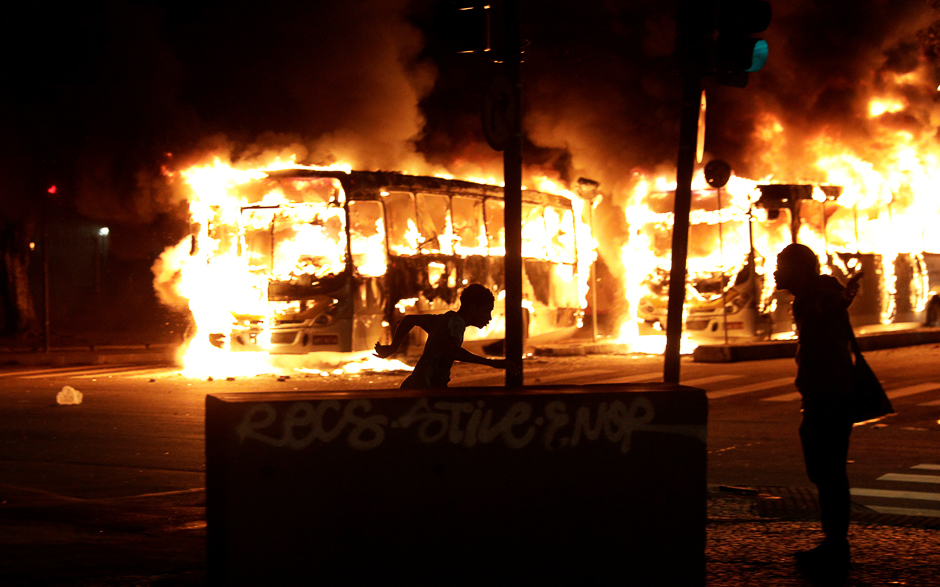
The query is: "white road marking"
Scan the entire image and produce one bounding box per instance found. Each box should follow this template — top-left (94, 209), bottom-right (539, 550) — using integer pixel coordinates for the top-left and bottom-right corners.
top-left (876, 473), bottom-right (940, 485)
top-left (593, 372), bottom-right (661, 384)
top-left (681, 374), bottom-right (741, 387)
top-left (18, 365), bottom-right (152, 380)
top-left (886, 383), bottom-right (940, 399)
top-left (529, 369), bottom-right (616, 385)
top-left (762, 382), bottom-right (940, 403)
top-left (850, 488), bottom-right (940, 502)
top-left (72, 367), bottom-right (174, 380)
top-left (863, 505), bottom-right (940, 518)
top-left (0, 365), bottom-right (116, 378)
top-left (708, 378), bottom-right (793, 399)
top-left (918, 398), bottom-right (940, 406)
top-left (762, 390), bottom-right (802, 402)
top-left (912, 464), bottom-right (940, 471)
top-left (449, 367), bottom-right (555, 386)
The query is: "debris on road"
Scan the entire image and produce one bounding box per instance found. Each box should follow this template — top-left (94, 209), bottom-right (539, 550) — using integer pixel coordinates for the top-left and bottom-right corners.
top-left (56, 386), bottom-right (83, 405)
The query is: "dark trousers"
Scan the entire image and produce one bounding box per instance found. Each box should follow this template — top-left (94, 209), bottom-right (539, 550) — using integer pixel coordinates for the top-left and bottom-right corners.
top-left (799, 411), bottom-right (853, 541)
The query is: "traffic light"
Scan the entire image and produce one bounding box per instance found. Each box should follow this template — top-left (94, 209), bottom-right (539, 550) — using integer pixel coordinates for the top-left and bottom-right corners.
top-left (449, 2), bottom-right (490, 54)
top-left (713, 0), bottom-right (771, 87)
top-left (674, 0), bottom-right (718, 76)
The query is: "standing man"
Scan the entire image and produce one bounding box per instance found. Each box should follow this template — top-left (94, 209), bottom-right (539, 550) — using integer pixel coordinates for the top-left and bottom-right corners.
top-left (774, 243), bottom-right (861, 578)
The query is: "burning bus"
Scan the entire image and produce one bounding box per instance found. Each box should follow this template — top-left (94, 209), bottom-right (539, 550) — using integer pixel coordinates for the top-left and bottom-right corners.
top-left (177, 167), bottom-right (585, 356)
top-left (629, 182), bottom-right (776, 343)
top-left (753, 183), bottom-right (940, 331)
top-left (630, 182), bottom-right (940, 344)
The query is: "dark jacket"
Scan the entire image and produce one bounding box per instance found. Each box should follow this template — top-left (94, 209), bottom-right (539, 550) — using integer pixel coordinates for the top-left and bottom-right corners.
top-left (793, 274), bottom-right (855, 412)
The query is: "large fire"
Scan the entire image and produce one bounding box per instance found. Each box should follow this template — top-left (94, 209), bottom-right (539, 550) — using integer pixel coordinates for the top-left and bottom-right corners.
top-left (154, 155), bottom-right (595, 378)
top-left (612, 67), bottom-right (940, 353)
top-left (153, 49), bottom-right (940, 377)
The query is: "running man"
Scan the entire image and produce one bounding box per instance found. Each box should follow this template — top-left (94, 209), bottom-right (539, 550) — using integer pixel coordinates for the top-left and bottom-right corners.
top-left (374, 283), bottom-right (518, 388)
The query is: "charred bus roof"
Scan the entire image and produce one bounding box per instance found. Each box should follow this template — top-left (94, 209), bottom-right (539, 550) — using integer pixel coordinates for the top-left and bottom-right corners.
top-left (264, 168), bottom-right (575, 209)
top-left (755, 184), bottom-right (843, 210)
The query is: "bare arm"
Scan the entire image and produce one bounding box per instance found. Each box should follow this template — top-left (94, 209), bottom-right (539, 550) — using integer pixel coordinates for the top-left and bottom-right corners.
top-left (451, 345), bottom-right (498, 367)
top-left (450, 346), bottom-right (521, 377)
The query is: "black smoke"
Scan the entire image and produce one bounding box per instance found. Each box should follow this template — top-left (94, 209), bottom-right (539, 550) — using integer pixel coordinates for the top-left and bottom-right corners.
top-left (2, 0), bottom-right (939, 224)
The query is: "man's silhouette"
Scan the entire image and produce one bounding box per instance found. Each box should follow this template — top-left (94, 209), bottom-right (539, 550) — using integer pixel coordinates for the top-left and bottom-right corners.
top-left (374, 283), bottom-right (517, 388)
top-left (774, 243), bottom-right (862, 578)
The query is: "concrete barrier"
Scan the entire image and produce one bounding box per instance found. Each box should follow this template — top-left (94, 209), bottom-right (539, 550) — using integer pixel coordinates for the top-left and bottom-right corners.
top-left (206, 384), bottom-right (707, 586)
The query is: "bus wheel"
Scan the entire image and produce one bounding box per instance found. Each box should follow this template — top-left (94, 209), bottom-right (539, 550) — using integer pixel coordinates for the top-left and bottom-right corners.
top-left (926, 298), bottom-right (940, 327)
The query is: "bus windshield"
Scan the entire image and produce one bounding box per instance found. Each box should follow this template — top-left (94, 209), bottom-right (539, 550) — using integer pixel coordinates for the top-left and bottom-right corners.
top-left (238, 177), bottom-right (349, 297)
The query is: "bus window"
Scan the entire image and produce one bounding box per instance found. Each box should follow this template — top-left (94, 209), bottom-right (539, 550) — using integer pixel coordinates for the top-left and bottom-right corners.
top-left (546, 205), bottom-right (576, 264)
top-left (416, 193), bottom-right (453, 255)
top-left (349, 200), bottom-right (387, 277)
top-left (484, 199), bottom-right (505, 255)
top-left (453, 196), bottom-right (487, 255)
top-left (383, 191), bottom-right (419, 255)
top-left (522, 203), bottom-right (547, 259)
top-left (242, 206), bottom-right (346, 280)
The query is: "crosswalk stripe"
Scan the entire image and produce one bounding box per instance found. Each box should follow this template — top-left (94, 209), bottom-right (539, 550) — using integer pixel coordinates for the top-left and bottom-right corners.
top-left (762, 382), bottom-right (940, 403)
top-left (850, 488), bottom-right (940, 502)
top-left (531, 369), bottom-right (617, 385)
top-left (762, 390), bottom-right (802, 402)
top-left (450, 367), bottom-right (559, 386)
top-left (594, 372), bottom-right (661, 384)
top-left (876, 473), bottom-right (940, 484)
top-left (681, 374), bottom-right (741, 387)
top-left (708, 377), bottom-right (792, 399)
top-left (864, 505), bottom-right (940, 518)
top-left (886, 383), bottom-right (940, 399)
top-left (912, 464), bottom-right (940, 471)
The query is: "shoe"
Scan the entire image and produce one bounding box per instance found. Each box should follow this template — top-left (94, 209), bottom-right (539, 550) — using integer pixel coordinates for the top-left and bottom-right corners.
top-left (795, 539), bottom-right (850, 581)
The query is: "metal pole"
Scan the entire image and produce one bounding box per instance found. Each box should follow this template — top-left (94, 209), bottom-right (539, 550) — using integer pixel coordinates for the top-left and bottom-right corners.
top-left (590, 199), bottom-right (598, 342)
top-left (663, 73), bottom-right (702, 384)
top-left (503, 0), bottom-right (523, 387)
top-left (718, 187), bottom-right (728, 345)
top-left (43, 220), bottom-right (50, 353)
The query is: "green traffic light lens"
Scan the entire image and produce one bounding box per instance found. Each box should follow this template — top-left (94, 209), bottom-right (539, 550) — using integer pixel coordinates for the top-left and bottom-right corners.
top-left (747, 40), bottom-right (768, 72)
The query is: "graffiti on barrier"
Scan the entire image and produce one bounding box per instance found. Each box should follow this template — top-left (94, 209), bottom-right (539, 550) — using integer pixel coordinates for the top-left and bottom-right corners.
top-left (236, 396), bottom-right (704, 453)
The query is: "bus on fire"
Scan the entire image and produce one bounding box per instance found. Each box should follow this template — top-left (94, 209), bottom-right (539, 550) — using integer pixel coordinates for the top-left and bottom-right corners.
top-left (635, 183), bottom-right (940, 342)
top-left (191, 169), bottom-right (583, 354)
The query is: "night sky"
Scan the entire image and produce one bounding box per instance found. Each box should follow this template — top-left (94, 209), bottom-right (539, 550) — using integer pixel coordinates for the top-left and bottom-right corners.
top-left (2, 0), bottom-right (939, 235)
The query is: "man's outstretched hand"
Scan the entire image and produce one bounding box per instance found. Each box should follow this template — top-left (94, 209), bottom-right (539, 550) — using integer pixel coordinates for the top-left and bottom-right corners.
top-left (845, 271), bottom-right (864, 302)
top-left (373, 342), bottom-right (397, 358)
top-left (490, 358), bottom-right (522, 377)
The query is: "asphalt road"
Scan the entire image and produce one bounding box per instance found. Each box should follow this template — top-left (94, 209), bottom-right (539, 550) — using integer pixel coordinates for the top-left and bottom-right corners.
top-left (1, 344), bottom-right (939, 585)
top-left (1, 344), bottom-right (938, 516)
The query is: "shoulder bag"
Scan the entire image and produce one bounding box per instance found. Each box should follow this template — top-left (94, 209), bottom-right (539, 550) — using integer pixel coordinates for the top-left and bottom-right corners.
top-left (848, 329), bottom-right (894, 423)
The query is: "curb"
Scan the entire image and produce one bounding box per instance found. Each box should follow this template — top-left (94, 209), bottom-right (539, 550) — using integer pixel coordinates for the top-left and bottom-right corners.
top-left (694, 327), bottom-right (940, 363)
top-left (0, 345), bottom-right (180, 367)
top-left (712, 485), bottom-right (940, 530)
top-left (532, 327), bottom-right (940, 362)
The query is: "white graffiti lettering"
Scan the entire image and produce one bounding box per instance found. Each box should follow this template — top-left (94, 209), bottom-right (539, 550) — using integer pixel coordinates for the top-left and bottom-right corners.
top-left (235, 399), bottom-right (387, 450)
top-left (234, 396), bottom-right (696, 454)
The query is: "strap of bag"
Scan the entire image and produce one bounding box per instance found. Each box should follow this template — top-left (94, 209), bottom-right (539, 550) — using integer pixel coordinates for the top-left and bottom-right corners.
top-left (845, 313), bottom-right (862, 359)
